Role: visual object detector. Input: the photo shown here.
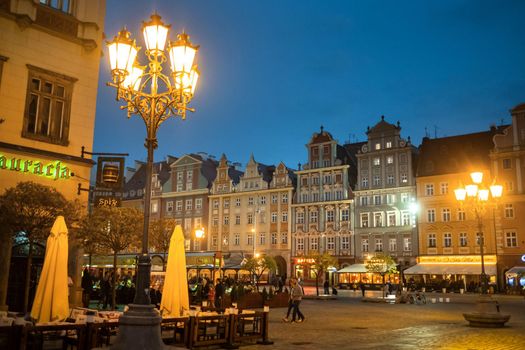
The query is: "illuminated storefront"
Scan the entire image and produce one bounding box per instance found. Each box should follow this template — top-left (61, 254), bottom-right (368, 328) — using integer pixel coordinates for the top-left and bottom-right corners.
top-left (404, 255), bottom-right (497, 291)
top-left (337, 264), bottom-right (399, 288)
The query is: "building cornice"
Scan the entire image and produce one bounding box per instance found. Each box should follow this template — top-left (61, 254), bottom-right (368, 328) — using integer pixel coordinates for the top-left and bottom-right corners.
top-left (295, 165), bottom-right (349, 175)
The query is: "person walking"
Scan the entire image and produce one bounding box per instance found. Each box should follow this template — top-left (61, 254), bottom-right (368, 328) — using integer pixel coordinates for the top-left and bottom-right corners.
top-left (282, 279), bottom-right (294, 322)
top-left (360, 282), bottom-right (366, 297)
top-left (323, 280), bottom-right (330, 295)
top-left (290, 278), bottom-right (305, 323)
top-left (81, 267), bottom-right (93, 308)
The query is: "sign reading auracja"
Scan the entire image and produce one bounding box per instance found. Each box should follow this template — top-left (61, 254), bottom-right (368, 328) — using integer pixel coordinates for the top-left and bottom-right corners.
top-left (0, 153), bottom-right (71, 180)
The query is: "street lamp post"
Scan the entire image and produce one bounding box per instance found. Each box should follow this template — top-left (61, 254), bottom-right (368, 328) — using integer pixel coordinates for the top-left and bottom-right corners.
top-left (454, 171), bottom-right (502, 294)
top-left (106, 13), bottom-right (200, 350)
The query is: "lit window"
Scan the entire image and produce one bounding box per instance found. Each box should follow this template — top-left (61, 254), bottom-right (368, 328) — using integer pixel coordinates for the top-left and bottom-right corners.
top-left (327, 236), bottom-right (335, 250)
top-left (401, 174), bottom-right (408, 183)
top-left (387, 212), bottom-right (396, 226)
top-left (386, 141), bottom-right (392, 148)
top-left (374, 212), bottom-right (383, 227)
top-left (296, 237), bottom-right (304, 250)
top-left (310, 237), bottom-right (318, 250)
top-left (360, 213), bottom-right (369, 228)
top-left (428, 233), bottom-right (436, 248)
top-left (389, 238), bottom-right (397, 251)
top-left (326, 210), bottom-right (334, 222)
top-left (442, 208), bottom-right (450, 222)
top-left (39, 0), bottom-right (71, 13)
top-left (375, 143), bottom-right (381, 150)
top-left (505, 231), bottom-right (517, 247)
top-left (375, 238), bottom-right (383, 252)
top-left (443, 233), bottom-right (452, 247)
top-left (459, 232), bottom-right (468, 247)
top-left (341, 236), bottom-right (350, 250)
top-left (403, 237), bottom-right (411, 251)
top-left (386, 156), bottom-right (394, 164)
top-left (401, 212), bottom-right (410, 226)
top-left (373, 157), bottom-right (380, 166)
top-left (440, 182), bottom-right (448, 195)
top-left (504, 204), bottom-right (514, 218)
top-left (361, 238), bottom-right (369, 253)
top-left (427, 209), bottom-right (436, 223)
top-left (23, 67), bottom-right (75, 145)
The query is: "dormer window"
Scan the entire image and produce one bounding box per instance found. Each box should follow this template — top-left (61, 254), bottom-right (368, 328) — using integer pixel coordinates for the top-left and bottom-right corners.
top-left (386, 141), bottom-right (392, 148)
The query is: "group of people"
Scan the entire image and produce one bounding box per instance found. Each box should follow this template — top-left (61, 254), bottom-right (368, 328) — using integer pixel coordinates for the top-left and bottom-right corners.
top-left (81, 268), bottom-right (135, 310)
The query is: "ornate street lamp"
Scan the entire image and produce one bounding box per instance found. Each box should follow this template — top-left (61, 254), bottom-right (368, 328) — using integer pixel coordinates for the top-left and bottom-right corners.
top-left (106, 13), bottom-right (200, 350)
top-left (454, 171), bottom-right (502, 294)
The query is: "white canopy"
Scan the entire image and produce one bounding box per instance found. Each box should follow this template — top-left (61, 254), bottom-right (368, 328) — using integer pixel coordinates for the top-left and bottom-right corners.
top-left (337, 264), bottom-right (368, 273)
top-left (404, 263), bottom-right (496, 276)
top-left (505, 266), bottom-right (525, 276)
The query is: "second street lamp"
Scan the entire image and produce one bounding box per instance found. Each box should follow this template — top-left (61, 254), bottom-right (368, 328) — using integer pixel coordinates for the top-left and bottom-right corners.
top-left (106, 13), bottom-right (200, 350)
top-left (454, 171), bottom-right (502, 294)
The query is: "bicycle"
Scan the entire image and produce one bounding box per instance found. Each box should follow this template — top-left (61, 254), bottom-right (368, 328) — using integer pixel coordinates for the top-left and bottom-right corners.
top-left (407, 291), bottom-right (427, 305)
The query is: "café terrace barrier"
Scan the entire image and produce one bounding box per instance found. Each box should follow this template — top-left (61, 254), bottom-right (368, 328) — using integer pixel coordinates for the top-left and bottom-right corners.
top-left (0, 310), bottom-right (272, 349)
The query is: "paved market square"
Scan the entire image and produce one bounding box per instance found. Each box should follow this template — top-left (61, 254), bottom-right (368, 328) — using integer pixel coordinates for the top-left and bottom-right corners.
top-left (243, 292), bottom-right (525, 350)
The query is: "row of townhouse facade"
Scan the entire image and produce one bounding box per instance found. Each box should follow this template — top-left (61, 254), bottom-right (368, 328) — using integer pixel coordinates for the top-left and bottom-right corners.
top-left (121, 104), bottom-right (525, 289)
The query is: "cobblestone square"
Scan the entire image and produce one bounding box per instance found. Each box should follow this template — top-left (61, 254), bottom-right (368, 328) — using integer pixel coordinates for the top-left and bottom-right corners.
top-left (244, 293), bottom-right (525, 350)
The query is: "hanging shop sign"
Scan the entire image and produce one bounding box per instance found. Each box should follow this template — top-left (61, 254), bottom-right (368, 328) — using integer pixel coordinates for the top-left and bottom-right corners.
top-left (0, 153), bottom-right (71, 180)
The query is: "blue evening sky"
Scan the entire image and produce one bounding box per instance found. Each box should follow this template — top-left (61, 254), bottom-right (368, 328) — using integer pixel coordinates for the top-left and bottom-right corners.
top-left (94, 0), bottom-right (525, 170)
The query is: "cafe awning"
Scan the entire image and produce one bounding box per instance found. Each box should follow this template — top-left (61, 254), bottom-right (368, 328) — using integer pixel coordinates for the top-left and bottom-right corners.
top-left (404, 263), bottom-right (496, 276)
top-left (337, 264), bottom-right (368, 273)
top-left (505, 266), bottom-right (525, 276)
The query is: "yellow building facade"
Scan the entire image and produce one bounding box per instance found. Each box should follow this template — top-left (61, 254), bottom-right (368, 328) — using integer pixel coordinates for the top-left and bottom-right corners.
top-left (409, 130), bottom-right (502, 291)
top-left (0, 0), bottom-right (105, 309)
top-left (491, 103), bottom-right (525, 290)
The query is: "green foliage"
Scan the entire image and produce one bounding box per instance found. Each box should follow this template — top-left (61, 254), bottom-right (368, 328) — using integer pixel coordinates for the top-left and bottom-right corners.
top-left (242, 255), bottom-right (277, 289)
top-left (305, 252), bottom-right (338, 278)
top-left (365, 253), bottom-right (398, 275)
top-left (0, 181), bottom-right (72, 241)
top-left (149, 217), bottom-right (178, 254)
top-left (301, 252), bottom-right (338, 295)
top-left (78, 206), bottom-right (143, 255)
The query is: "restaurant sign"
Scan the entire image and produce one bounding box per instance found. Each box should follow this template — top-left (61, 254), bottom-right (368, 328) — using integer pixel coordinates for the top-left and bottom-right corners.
top-left (0, 153), bottom-right (71, 180)
top-left (419, 255), bottom-right (497, 264)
